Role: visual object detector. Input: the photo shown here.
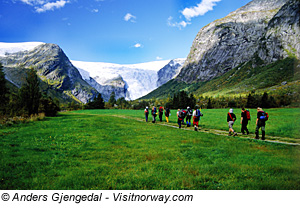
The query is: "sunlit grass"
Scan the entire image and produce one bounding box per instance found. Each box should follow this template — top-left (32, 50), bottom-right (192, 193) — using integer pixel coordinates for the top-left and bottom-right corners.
top-left (1, 109), bottom-right (299, 190)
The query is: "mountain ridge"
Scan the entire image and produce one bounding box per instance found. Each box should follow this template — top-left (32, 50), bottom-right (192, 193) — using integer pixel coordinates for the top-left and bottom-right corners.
top-left (177, 0), bottom-right (298, 83)
top-left (142, 0), bottom-right (300, 100)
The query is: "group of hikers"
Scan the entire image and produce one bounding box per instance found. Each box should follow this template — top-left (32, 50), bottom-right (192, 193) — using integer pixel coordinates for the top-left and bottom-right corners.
top-left (144, 106), bottom-right (269, 140)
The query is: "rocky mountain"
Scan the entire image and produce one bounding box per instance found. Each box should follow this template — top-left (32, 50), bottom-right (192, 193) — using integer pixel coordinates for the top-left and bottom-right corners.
top-left (157, 58), bottom-right (185, 86)
top-left (71, 60), bottom-right (171, 101)
top-left (0, 42), bottom-right (181, 102)
top-left (142, 0), bottom-right (299, 100)
top-left (177, 0), bottom-right (299, 83)
top-left (0, 42), bottom-right (97, 103)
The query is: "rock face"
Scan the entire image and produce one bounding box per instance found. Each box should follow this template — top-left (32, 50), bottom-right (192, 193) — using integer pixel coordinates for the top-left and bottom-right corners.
top-left (178, 0), bottom-right (299, 83)
top-left (157, 58), bottom-right (185, 86)
top-left (0, 43), bottom-right (97, 103)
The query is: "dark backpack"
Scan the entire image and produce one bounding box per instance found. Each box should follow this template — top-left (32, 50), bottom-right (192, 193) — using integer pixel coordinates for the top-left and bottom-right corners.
top-left (152, 107), bottom-right (157, 115)
top-left (259, 111), bottom-right (269, 121)
top-left (178, 110), bottom-right (186, 118)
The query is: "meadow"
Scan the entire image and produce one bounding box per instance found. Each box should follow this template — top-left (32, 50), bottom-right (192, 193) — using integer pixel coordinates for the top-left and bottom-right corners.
top-left (0, 108), bottom-right (299, 190)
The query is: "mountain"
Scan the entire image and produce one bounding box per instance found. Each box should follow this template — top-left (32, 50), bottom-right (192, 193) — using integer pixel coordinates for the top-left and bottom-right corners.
top-left (0, 42), bottom-right (97, 103)
top-left (157, 58), bottom-right (185, 86)
top-left (143, 0), bottom-right (299, 99)
top-left (71, 60), bottom-right (172, 101)
top-left (177, 0), bottom-right (299, 83)
top-left (0, 42), bottom-right (184, 103)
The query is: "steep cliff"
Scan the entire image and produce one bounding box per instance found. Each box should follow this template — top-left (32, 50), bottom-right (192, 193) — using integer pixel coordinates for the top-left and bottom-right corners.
top-left (178, 0), bottom-right (299, 83)
top-left (0, 43), bottom-right (97, 103)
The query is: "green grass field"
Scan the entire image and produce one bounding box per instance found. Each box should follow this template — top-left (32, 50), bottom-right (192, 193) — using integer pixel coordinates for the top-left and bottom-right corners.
top-left (1, 108), bottom-right (300, 190)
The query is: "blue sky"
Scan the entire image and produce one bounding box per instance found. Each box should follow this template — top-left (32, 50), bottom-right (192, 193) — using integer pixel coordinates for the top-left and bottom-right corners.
top-left (0, 0), bottom-right (252, 64)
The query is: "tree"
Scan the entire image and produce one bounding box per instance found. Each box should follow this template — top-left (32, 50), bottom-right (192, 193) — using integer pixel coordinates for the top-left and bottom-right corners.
top-left (0, 63), bottom-right (9, 114)
top-left (116, 97), bottom-right (129, 109)
top-left (85, 93), bottom-right (105, 109)
top-left (246, 93), bottom-right (258, 108)
top-left (108, 91), bottom-right (116, 106)
top-left (207, 97), bottom-right (213, 109)
top-left (39, 95), bottom-right (60, 116)
top-left (260, 92), bottom-right (269, 108)
top-left (19, 68), bottom-right (41, 116)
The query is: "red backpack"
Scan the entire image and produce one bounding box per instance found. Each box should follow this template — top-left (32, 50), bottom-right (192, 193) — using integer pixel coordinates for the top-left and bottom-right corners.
top-left (246, 110), bottom-right (251, 120)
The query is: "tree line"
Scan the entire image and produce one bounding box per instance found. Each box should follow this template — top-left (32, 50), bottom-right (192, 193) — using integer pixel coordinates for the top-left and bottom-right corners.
top-left (0, 64), bottom-right (60, 117)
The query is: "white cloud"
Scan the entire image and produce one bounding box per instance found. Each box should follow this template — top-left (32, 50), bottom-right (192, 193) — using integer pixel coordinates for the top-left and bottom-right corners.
top-left (156, 56), bottom-right (163, 60)
top-left (17, 0), bottom-right (70, 13)
top-left (182, 0), bottom-right (221, 21)
top-left (35, 0), bottom-right (70, 13)
top-left (124, 13), bottom-right (136, 22)
top-left (167, 16), bottom-right (190, 30)
top-left (91, 9), bottom-right (99, 13)
top-left (19, 0), bottom-right (45, 5)
top-left (133, 43), bottom-right (142, 48)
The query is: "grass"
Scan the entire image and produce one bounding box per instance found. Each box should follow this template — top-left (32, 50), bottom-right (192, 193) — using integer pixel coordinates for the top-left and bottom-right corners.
top-left (0, 109), bottom-right (300, 190)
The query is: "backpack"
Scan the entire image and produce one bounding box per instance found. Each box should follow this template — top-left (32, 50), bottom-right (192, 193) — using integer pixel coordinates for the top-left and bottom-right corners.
top-left (195, 109), bottom-right (203, 120)
top-left (246, 110), bottom-right (251, 120)
top-left (178, 110), bottom-right (186, 118)
top-left (259, 111), bottom-right (269, 121)
top-left (178, 110), bottom-right (183, 118)
top-left (152, 107), bottom-right (157, 115)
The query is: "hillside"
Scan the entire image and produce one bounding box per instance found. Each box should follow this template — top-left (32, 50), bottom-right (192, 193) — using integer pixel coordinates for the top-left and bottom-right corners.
top-left (142, 0), bottom-right (300, 100)
top-left (0, 43), bottom-right (97, 103)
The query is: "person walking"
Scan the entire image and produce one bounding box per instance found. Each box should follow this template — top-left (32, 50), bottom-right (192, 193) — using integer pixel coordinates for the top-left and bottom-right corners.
top-left (177, 109), bottom-right (185, 128)
top-left (255, 107), bottom-right (268, 140)
top-left (227, 108), bottom-right (237, 136)
top-left (151, 106), bottom-right (157, 123)
top-left (186, 106), bottom-right (193, 127)
top-left (241, 108), bottom-right (250, 135)
top-left (158, 105), bottom-right (164, 122)
top-left (165, 107), bottom-right (170, 123)
top-left (192, 106), bottom-right (203, 131)
top-left (144, 106), bottom-right (149, 122)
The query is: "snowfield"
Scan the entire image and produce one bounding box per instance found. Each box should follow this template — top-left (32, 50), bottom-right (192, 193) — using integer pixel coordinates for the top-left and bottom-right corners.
top-left (71, 60), bottom-right (171, 100)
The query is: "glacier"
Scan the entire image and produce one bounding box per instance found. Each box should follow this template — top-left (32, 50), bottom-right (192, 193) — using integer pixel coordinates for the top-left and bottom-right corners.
top-left (71, 60), bottom-right (171, 100)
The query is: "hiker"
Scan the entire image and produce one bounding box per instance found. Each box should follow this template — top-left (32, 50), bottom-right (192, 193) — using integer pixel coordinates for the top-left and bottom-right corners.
top-left (158, 105), bottom-right (164, 122)
top-left (186, 106), bottom-right (193, 127)
top-left (193, 106), bottom-right (203, 131)
top-left (181, 109), bottom-right (187, 125)
top-left (241, 108), bottom-right (250, 135)
top-left (151, 106), bottom-right (157, 123)
top-left (165, 107), bottom-right (170, 123)
top-left (144, 106), bottom-right (149, 122)
top-left (177, 109), bottom-right (186, 128)
top-left (227, 109), bottom-right (237, 136)
top-left (255, 107), bottom-right (268, 140)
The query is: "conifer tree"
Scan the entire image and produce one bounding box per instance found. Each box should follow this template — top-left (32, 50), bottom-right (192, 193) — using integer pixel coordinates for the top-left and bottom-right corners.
top-left (0, 63), bottom-right (9, 114)
top-left (19, 68), bottom-right (41, 115)
top-left (108, 91), bottom-right (116, 106)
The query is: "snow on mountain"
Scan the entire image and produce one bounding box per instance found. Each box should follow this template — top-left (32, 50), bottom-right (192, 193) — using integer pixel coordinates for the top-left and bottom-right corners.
top-left (71, 60), bottom-right (170, 100)
top-left (157, 58), bottom-right (186, 86)
top-left (0, 42), bottom-right (45, 57)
